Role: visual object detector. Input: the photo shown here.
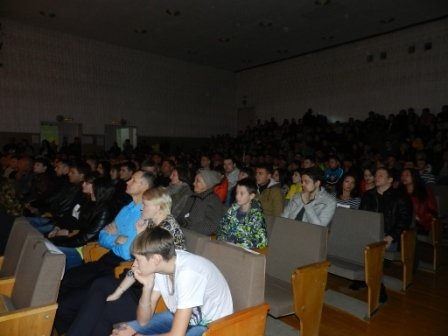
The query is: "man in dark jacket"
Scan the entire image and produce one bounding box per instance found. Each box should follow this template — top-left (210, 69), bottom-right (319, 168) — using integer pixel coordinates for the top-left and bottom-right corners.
top-left (357, 167), bottom-right (413, 302)
top-left (360, 167), bottom-right (413, 251)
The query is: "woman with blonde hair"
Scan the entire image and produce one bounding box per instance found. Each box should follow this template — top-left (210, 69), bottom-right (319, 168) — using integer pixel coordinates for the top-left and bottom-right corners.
top-left (106, 187), bottom-right (185, 301)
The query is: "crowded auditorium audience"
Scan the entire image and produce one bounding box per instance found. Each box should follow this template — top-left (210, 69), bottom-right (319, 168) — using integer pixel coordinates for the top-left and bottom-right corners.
top-left (0, 105), bottom-right (447, 334)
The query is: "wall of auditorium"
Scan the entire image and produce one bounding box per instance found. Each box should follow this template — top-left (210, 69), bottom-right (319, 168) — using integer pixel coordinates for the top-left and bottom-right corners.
top-left (0, 19), bottom-right (236, 138)
top-left (237, 18), bottom-right (448, 123)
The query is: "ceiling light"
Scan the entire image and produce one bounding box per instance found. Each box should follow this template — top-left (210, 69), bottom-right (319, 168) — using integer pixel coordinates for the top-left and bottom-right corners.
top-left (321, 35), bottom-right (334, 41)
top-left (39, 11), bottom-right (56, 18)
top-left (380, 17), bottom-right (395, 24)
top-left (218, 38), bottom-right (230, 43)
top-left (315, 0), bottom-right (331, 6)
top-left (259, 21), bottom-right (273, 28)
top-left (166, 9), bottom-right (180, 16)
top-left (133, 29), bottom-right (147, 34)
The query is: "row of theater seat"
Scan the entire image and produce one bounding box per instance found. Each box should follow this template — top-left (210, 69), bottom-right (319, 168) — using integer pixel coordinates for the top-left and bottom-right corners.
top-left (1, 197), bottom-right (444, 336)
top-left (0, 217), bottom-right (65, 335)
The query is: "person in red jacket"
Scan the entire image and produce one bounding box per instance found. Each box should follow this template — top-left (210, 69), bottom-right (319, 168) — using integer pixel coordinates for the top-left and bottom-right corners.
top-left (400, 168), bottom-right (438, 234)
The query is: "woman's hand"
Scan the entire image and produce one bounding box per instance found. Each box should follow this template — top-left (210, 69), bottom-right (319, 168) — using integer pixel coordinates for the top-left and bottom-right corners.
top-left (135, 219), bottom-right (148, 234)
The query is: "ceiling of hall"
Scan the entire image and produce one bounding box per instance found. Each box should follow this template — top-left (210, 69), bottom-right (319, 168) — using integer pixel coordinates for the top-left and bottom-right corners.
top-left (1, 0), bottom-right (447, 71)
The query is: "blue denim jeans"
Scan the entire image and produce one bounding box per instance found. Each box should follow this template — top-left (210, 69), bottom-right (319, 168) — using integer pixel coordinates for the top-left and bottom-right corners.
top-left (57, 246), bottom-right (83, 270)
top-left (27, 216), bottom-right (54, 234)
top-left (127, 311), bottom-right (207, 336)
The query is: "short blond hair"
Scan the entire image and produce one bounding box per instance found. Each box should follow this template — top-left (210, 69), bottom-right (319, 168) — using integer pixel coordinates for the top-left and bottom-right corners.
top-left (142, 187), bottom-right (172, 216)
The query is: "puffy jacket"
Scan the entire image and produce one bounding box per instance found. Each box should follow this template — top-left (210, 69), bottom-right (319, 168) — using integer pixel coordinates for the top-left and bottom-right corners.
top-left (176, 189), bottom-right (225, 235)
top-left (360, 187), bottom-right (412, 242)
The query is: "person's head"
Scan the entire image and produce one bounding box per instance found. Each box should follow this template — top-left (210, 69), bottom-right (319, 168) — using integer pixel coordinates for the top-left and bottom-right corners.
top-left (126, 171), bottom-right (154, 197)
top-left (301, 167), bottom-right (324, 194)
top-left (200, 155), bottom-right (211, 170)
top-left (336, 173), bottom-right (359, 197)
top-left (255, 164), bottom-right (273, 186)
top-left (82, 171), bottom-right (100, 196)
top-left (33, 157), bottom-right (50, 174)
top-left (132, 227), bottom-right (176, 274)
top-left (86, 157), bottom-right (98, 172)
top-left (291, 169), bottom-right (301, 185)
top-left (363, 166), bottom-right (376, 185)
top-left (68, 161), bottom-right (90, 184)
top-left (374, 167), bottom-right (393, 190)
top-left (92, 177), bottom-right (115, 204)
top-left (96, 160), bottom-right (111, 178)
top-left (194, 169), bottom-right (220, 193)
top-left (169, 166), bottom-right (191, 185)
top-left (223, 157), bottom-right (237, 174)
top-left (55, 159), bottom-right (70, 176)
top-left (238, 166), bottom-right (254, 181)
top-left (141, 160), bottom-right (159, 175)
top-left (110, 164), bottom-right (121, 180)
top-left (141, 187), bottom-right (172, 220)
top-left (120, 161), bottom-right (137, 181)
top-left (302, 156), bottom-right (316, 169)
top-left (235, 178), bottom-right (257, 209)
top-left (327, 156), bottom-right (340, 169)
top-left (272, 168), bottom-right (288, 186)
top-left (160, 159), bottom-right (175, 178)
top-left (400, 168), bottom-right (420, 188)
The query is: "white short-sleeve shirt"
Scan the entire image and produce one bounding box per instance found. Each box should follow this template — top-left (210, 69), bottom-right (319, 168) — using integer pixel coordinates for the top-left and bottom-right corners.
top-left (154, 250), bottom-right (233, 326)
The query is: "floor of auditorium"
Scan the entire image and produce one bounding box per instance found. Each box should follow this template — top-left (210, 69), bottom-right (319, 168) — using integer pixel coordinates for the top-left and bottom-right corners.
top-left (280, 243), bottom-right (448, 336)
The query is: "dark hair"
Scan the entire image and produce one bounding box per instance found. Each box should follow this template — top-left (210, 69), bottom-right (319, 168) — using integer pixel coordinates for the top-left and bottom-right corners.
top-left (70, 160), bottom-right (91, 177)
top-left (335, 173), bottom-right (360, 198)
top-left (236, 178), bottom-right (258, 195)
top-left (401, 168), bottom-right (428, 202)
top-left (93, 177), bottom-right (116, 206)
top-left (140, 171), bottom-right (156, 189)
top-left (121, 161), bottom-right (137, 173)
top-left (239, 166), bottom-right (254, 179)
top-left (132, 226), bottom-right (176, 261)
top-left (376, 167), bottom-right (395, 181)
top-left (274, 167), bottom-right (290, 187)
top-left (97, 160), bottom-right (111, 178)
top-left (174, 165), bottom-right (193, 184)
top-left (84, 171), bottom-right (101, 184)
top-left (34, 156), bottom-right (50, 168)
top-left (256, 163), bottom-right (274, 175)
top-left (301, 167), bottom-right (324, 183)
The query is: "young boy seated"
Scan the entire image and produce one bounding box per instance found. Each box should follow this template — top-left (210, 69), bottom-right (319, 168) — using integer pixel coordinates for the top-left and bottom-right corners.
top-left (111, 226), bottom-right (233, 336)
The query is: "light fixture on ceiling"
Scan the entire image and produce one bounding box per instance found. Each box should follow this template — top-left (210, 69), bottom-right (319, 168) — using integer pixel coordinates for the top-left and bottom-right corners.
top-left (133, 29), bottom-right (147, 34)
top-left (218, 37), bottom-right (230, 43)
top-left (277, 49), bottom-right (289, 54)
top-left (315, 0), bottom-right (331, 6)
top-left (259, 21), bottom-right (273, 28)
top-left (380, 17), bottom-right (395, 24)
top-left (166, 9), bottom-right (180, 16)
top-left (39, 11), bottom-right (56, 18)
top-left (321, 35), bottom-right (334, 41)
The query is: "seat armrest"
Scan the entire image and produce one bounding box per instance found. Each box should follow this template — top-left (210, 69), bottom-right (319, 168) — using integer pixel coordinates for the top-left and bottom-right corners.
top-left (0, 303), bottom-right (57, 335)
top-left (114, 261), bottom-right (134, 279)
top-left (0, 256), bottom-right (4, 270)
top-left (203, 303), bottom-right (269, 336)
top-left (0, 277), bottom-right (15, 297)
